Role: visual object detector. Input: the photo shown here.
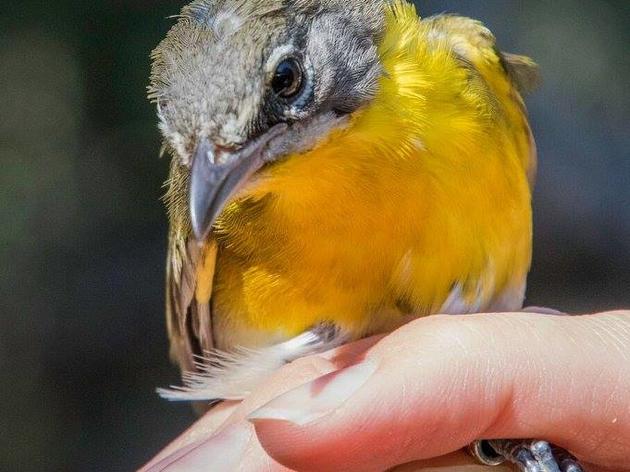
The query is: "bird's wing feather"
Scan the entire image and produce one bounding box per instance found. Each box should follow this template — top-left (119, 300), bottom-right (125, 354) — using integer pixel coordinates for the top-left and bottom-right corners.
top-left (166, 238), bottom-right (216, 370)
top-left (164, 160), bottom-right (216, 375)
top-left (423, 14), bottom-right (541, 95)
top-left (500, 52), bottom-right (541, 96)
top-left (423, 14), bottom-right (539, 186)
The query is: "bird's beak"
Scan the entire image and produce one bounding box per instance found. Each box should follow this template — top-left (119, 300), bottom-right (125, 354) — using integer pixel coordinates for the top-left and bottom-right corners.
top-left (189, 125), bottom-right (286, 241)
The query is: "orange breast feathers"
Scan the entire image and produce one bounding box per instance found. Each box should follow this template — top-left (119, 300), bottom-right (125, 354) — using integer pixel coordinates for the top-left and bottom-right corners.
top-left (206, 3), bottom-right (536, 348)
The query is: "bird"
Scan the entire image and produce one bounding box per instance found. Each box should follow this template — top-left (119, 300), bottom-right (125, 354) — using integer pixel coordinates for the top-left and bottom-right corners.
top-left (148, 0), bottom-right (582, 470)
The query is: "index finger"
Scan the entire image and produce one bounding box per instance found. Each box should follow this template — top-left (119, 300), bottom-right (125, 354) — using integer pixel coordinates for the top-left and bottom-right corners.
top-left (141, 334), bottom-right (381, 470)
top-left (250, 312), bottom-right (630, 471)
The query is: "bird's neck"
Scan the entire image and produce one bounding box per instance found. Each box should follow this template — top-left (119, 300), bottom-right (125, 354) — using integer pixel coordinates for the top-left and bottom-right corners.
top-left (216, 3), bottom-right (500, 248)
top-left (210, 3), bottom-right (533, 341)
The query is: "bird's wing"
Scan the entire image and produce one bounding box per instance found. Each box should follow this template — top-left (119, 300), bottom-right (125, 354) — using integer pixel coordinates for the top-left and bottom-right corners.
top-left (423, 14), bottom-right (540, 186)
top-left (166, 237), bottom-right (217, 372)
top-left (164, 160), bottom-right (217, 375)
top-left (423, 14), bottom-right (541, 95)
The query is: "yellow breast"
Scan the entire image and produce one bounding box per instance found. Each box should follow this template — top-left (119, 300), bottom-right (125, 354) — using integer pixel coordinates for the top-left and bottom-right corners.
top-left (210, 2), bottom-right (535, 349)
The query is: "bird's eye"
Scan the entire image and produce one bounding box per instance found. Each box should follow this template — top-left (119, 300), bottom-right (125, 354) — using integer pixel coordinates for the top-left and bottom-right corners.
top-left (272, 57), bottom-right (303, 99)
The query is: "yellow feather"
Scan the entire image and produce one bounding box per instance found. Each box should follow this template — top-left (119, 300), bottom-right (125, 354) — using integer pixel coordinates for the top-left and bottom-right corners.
top-left (210, 1), bottom-right (535, 348)
top-left (195, 241), bottom-right (217, 304)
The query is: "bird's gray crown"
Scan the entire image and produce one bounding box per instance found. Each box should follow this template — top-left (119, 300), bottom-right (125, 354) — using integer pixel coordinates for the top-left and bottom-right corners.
top-left (149, 0), bottom-right (386, 164)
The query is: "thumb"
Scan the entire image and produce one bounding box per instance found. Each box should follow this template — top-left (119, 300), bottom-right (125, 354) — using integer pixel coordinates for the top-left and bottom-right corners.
top-left (248, 312), bottom-right (630, 472)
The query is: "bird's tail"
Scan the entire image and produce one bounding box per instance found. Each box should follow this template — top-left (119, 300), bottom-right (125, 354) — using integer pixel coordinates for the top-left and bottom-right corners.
top-left (157, 324), bottom-right (347, 402)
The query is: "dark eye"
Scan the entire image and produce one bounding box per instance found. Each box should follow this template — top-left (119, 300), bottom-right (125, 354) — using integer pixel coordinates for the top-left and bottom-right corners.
top-left (272, 57), bottom-right (303, 99)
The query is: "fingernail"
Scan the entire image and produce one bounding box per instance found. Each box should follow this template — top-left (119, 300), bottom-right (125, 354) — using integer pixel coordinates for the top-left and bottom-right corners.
top-left (154, 423), bottom-right (251, 472)
top-left (522, 306), bottom-right (567, 315)
top-left (247, 360), bottom-right (378, 426)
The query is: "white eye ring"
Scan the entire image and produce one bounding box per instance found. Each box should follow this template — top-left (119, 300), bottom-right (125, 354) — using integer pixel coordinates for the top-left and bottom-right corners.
top-left (265, 45), bottom-right (314, 116)
top-left (265, 44), bottom-right (299, 75)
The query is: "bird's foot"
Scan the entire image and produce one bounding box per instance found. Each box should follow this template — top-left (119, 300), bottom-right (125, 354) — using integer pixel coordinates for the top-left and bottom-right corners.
top-left (470, 439), bottom-right (584, 472)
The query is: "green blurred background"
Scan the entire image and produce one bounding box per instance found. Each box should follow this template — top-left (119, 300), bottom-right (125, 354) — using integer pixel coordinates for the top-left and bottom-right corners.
top-left (0, 0), bottom-right (628, 470)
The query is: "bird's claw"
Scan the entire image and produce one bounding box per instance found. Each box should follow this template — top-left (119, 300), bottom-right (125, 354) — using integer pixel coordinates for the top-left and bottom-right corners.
top-left (470, 439), bottom-right (584, 472)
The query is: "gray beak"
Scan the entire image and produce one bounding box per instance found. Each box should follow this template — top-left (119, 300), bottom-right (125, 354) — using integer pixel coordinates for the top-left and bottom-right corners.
top-left (189, 139), bottom-right (260, 241)
top-left (189, 125), bottom-right (287, 241)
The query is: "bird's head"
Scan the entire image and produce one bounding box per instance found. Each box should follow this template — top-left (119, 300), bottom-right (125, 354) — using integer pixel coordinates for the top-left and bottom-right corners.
top-left (149, 0), bottom-right (386, 240)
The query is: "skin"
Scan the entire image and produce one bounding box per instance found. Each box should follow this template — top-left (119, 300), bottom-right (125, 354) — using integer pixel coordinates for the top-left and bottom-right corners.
top-left (143, 311), bottom-right (630, 472)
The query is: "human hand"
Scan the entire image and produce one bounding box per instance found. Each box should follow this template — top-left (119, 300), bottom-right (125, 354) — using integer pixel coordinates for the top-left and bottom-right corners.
top-left (143, 311), bottom-right (630, 472)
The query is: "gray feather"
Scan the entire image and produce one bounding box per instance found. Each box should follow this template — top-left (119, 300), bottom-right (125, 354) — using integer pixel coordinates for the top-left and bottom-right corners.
top-left (149, 0), bottom-right (388, 166)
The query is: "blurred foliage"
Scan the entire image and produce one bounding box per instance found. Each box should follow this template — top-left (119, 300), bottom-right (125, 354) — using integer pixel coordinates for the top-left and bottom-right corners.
top-left (0, 0), bottom-right (628, 470)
